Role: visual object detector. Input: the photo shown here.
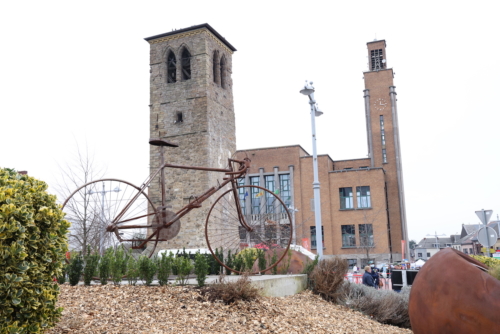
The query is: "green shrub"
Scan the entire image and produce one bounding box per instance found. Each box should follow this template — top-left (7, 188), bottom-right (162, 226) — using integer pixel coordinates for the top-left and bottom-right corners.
top-left (126, 255), bottom-right (139, 286)
top-left (0, 168), bottom-right (69, 333)
top-left (157, 252), bottom-right (173, 286)
top-left (224, 250), bottom-right (234, 275)
top-left (175, 255), bottom-right (193, 285)
top-left (233, 254), bottom-right (243, 274)
top-left (98, 248), bottom-right (113, 285)
top-left (270, 249), bottom-right (278, 275)
top-left (57, 262), bottom-right (67, 284)
top-left (67, 255), bottom-right (83, 286)
top-left (471, 255), bottom-right (500, 268)
top-left (194, 252), bottom-right (209, 287)
top-left (138, 255), bottom-right (157, 286)
top-left (83, 248), bottom-right (99, 286)
top-left (109, 246), bottom-right (128, 285)
top-left (257, 249), bottom-right (266, 272)
top-left (488, 264), bottom-right (500, 280)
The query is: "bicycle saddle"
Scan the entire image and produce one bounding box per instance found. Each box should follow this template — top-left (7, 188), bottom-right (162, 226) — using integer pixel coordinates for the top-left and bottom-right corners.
top-left (149, 138), bottom-right (178, 147)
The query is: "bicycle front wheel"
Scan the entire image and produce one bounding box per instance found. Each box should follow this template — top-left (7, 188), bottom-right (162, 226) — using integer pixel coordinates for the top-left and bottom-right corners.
top-left (62, 179), bottom-right (159, 257)
top-left (205, 185), bottom-right (293, 274)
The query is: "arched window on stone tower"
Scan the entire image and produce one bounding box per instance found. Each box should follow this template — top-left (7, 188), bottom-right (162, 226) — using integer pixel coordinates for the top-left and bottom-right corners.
top-left (212, 51), bottom-right (220, 84)
top-left (220, 55), bottom-right (226, 89)
top-left (181, 48), bottom-right (191, 80)
top-left (167, 51), bottom-right (177, 83)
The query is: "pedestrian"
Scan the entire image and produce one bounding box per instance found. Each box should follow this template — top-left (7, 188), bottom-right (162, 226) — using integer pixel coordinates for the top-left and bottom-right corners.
top-left (370, 264), bottom-right (380, 289)
top-left (362, 266), bottom-right (376, 288)
top-left (352, 265), bottom-right (358, 274)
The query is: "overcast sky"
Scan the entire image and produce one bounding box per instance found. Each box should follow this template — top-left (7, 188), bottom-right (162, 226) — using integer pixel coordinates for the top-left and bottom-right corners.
top-left (1, 1), bottom-right (499, 243)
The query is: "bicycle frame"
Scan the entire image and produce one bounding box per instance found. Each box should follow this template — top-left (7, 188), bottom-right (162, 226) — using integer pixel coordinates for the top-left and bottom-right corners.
top-left (109, 155), bottom-right (251, 249)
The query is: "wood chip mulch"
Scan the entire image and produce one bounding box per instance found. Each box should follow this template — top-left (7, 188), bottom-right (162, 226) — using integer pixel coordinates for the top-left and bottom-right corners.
top-left (46, 285), bottom-right (413, 334)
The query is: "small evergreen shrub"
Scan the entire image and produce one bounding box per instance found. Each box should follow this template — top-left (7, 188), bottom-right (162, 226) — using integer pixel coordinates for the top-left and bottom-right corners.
top-left (0, 168), bottom-right (69, 333)
top-left (83, 248), bottom-right (99, 286)
top-left (194, 252), bottom-right (209, 287)
top-left (224, 250), bottom-right (234, 275)
top-left (157, 252), bottom-right (173, 286)
top-left (257, 249), bottom-right (266, 272)
top-left (174, 255), bottom-right (193, 285)
top-left (98, 248), bottom-right (112, 285)
top-left (138, 255), bottom-right (157, 286)
top-left (109, 245), bottom-right (128, 285)
top-left (126, 255), bottom-right (139, 286)
top-left (67, 255), bottom-right (83, 286)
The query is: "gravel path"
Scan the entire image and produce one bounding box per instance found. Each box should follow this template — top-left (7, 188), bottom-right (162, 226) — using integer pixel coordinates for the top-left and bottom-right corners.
top-left (47, 285), bottom-right (413, 334)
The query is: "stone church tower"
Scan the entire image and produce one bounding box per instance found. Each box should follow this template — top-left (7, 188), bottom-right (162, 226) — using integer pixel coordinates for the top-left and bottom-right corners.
top-left (145, 24), bottom-right (237, 249)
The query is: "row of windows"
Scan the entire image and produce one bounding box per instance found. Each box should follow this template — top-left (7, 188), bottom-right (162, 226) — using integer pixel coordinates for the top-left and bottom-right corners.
top-left (341, 224), bottom-right (374, 248)
top-left (308, 224), bottom-right (374, 249)
top-left (212, 51), bottom-right (227, 88)
top-left (238, 174), bottom-right (291, 215)
top-left (166, 48), bottom-right (191, 83)
top-left (165, 48), bottom-right (228, 89)
top-left (339, 186), bottom-right (371, 210)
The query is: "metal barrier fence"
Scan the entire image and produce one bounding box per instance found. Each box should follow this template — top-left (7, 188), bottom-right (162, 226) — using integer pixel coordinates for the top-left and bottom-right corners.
top-left (344, 274), bottom-right (393, 290)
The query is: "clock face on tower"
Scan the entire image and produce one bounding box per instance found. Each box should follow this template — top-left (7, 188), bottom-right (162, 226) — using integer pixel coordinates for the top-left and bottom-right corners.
top-left (373, 97), bottom-right (388, 111)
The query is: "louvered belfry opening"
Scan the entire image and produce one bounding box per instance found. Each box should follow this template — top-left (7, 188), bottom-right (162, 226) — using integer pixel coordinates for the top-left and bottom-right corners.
top-left (167, 51), bottom-right (177, 83)
top-left (371, 49), bottom-right (384, 71)
top-left (181, 48), bottom-right (191, 80)
top-left (220, 56), bottom-right (226, 88)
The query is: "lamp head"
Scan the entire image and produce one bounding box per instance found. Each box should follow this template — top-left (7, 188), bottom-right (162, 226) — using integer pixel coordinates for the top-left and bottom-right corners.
top-left (300, 80), bottom-right (315, 96)
top-left (314, 103), bottom-right (323, 117)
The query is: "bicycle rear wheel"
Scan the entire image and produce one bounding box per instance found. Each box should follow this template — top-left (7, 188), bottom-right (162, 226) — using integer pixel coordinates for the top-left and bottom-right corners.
top-left (62, 179), bottom-right (160, 257)
top-left (205, 185), bottom-right (293, 274)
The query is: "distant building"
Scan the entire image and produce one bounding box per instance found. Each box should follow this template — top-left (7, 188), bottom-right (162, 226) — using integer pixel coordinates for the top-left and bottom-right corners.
top-left (235, 40), bottom-right (409, 267)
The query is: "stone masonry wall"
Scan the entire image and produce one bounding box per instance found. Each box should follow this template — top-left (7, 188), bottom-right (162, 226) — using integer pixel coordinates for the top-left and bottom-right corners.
top-left (147, 28), bottom-right (236, 250)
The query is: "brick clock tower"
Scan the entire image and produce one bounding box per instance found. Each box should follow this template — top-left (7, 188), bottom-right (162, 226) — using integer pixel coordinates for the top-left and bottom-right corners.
top-left (363, 40), bottom-right (409, 259)
top-left (145, 24), bottom-right (237, 250)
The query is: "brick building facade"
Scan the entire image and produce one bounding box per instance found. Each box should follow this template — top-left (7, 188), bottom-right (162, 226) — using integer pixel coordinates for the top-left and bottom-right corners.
top-left (235, 40), bottom-right (409, 266)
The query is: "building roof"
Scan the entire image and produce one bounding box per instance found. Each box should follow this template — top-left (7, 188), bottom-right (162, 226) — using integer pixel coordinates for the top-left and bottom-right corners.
top-left (415, 237), bottom-right (453, 249)
top-left (144, 23), bottom-right (237, 52)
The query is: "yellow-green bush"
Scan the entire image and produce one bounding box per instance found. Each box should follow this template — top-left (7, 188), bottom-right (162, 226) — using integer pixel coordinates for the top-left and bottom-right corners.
top-left (470, 255), bottom-right (500, 268)
top-left (0, 168), bottom-right (69, 333)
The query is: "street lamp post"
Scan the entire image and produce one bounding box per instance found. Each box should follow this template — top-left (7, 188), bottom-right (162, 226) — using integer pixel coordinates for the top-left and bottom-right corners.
top-left (300, 81), bottom-right (324, 259)
top-left (90, 184), bottom-right (121, 255)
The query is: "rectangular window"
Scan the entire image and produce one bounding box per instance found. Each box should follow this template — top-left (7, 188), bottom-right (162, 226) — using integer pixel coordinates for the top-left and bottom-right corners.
top-left (347, 259), bottom-right (357, 269)
top-left (310, 226), bottom-right (324, 249)
top-left (264, 175), bottom-right (275, 213)
top-left (432, 243), bottom-right (439, 248)
top-left (279, 174), bottom-right (291, 211)
top-left (238, 178), bottom-right (247, 215)
top-left (417, 252), bottom-right (422, 258)
top-left (427, 252), bottom-right (431, 257)
top-left (341, 224), bottom-right (356, 248)
top-left (380, 116), bottom-right (387, 163)
top-left (463, 249), bottom-right (468, 254)
top-left (250, 177), bottom-right (260, 214)
top-left (356, 186), bottom-right (371, 208)
top-left (339, 187), bottom-right (353, 210)
top-left (359, 224), bottom-right (374, 247)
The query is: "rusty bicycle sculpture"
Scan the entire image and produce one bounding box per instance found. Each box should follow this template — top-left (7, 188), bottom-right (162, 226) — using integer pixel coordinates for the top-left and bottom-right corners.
top-left (62, 138), bottom-right (293, 274)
